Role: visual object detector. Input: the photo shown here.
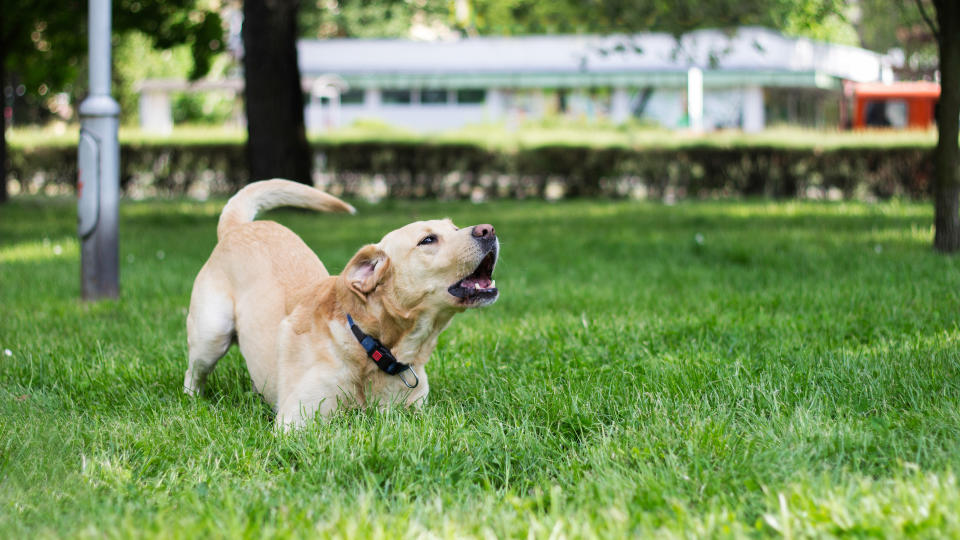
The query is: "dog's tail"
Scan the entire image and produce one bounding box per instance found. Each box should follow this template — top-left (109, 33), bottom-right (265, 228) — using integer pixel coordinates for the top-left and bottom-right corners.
top-left (217, 179), bottom-right (356, 240)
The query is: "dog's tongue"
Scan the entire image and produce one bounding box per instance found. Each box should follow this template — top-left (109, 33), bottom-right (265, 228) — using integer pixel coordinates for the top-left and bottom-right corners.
top-left (462, 276), bottom-right (493, 289)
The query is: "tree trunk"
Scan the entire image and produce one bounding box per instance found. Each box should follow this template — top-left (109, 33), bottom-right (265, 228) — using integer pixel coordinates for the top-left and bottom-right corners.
top-left (933, 0), bottom-right (960, 252)
top-left (1, 36), bottom-right (8, 204)
top-left (242, 0), bottom-right (312, 185)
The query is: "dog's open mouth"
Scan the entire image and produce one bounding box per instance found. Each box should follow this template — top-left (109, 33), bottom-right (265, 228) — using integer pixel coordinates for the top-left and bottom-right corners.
top-left (448, 248), bottom-right (498, 304)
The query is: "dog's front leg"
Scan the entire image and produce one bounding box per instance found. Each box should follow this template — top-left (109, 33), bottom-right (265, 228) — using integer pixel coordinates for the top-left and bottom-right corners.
top-left (367, 365), bottom-right (429, 412)
top-left (274, 322), bottom-right (358, 430)
top-left (275, 370), bottom-right (356, 430)
top-left (404, 366), bottom-right (429, 410)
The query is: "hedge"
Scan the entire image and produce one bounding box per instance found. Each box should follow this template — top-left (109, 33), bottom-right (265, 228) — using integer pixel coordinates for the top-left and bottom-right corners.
top-left (7, 140), bottom-right (938, 201)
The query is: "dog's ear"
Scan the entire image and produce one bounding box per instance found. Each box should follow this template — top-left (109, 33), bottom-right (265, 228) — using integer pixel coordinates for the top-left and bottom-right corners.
top-left (344, 244), bottom-right (390, 300)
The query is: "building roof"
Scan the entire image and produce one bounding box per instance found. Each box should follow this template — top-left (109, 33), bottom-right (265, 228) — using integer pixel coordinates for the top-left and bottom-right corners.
top-left (298, 27), bottom-right (891, 90)
top-left (852, 81), bottom-right (940, 99)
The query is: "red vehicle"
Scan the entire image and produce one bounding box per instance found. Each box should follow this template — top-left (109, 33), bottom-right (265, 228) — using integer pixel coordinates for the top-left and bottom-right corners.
top-left (850, 81), bottom-right (940, 129)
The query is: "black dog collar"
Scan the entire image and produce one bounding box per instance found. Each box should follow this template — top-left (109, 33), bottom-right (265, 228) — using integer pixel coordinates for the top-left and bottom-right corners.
top-left (346, 314), bottom-right (419, 388)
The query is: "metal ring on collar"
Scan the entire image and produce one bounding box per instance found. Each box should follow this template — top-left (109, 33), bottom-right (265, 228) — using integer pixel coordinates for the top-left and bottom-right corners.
top-left (397, 367), bottom-right (419, 389)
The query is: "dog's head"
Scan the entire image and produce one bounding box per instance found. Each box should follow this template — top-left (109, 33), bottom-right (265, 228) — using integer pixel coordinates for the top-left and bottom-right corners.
top-left (342, 219), bottom-right (499, 316)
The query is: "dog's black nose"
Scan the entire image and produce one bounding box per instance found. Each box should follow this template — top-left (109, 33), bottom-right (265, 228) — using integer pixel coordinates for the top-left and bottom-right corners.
top-left (472, 224), bottom-right (496, 239)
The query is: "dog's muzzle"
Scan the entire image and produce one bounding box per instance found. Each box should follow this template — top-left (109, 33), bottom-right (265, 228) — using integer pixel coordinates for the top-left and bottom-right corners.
top-left (448, 224), bottom-right (499, 306)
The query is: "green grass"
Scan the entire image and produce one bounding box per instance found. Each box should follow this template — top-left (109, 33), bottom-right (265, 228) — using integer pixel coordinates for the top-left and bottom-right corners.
top-left (8, 123), bottom-right (940, 151)
top-left (2, 196), bottom-right (960, 538)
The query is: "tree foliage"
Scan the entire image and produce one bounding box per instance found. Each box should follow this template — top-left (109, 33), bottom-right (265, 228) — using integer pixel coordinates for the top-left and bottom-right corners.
top-left (856, 0), bottom-right (937, 78)
top-left (300, 0), bottom-right (854, 43)
top-left (3, 0), bottom-right (224, 100)
top-left (454, 0), bottom-right (851, 41)
top-left (1, 0), bottom-right (225, 202)
top-left (300, 0), bottom-right (446, 38)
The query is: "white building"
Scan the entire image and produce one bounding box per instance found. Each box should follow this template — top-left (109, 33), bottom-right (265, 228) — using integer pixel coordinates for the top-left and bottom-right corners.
top-left (138, 27), bottom-right (895, 133)
top-left (298, 27), bottom-right (894, 133)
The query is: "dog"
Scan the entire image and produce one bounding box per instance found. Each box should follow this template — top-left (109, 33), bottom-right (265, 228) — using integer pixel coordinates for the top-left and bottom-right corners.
top-left (183, 179), bottom-right (499, 428)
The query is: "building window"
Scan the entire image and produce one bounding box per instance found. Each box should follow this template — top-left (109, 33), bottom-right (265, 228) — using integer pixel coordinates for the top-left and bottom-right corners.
top-left (865, 100), bottom-right (908, 128)
top-left (382, 89), bottom-right (412, 104)
top-left (457, 89), bottom-right (486, 104)
top-left (421, 89), bottom-right (449, 104)
top-left (341, 89), bottom-right (365, 105)
top-left (885, 100), bottom-right (908, 128)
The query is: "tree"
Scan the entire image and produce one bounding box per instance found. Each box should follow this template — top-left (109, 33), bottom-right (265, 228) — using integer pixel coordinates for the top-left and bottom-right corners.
top-left (300, 0), bottom-right (444, 38)
top-left (0, 0), bottom-right (223, 203)
top-left (244, 0), bottom-right (441, 187)
top-left (916, 0), bottom-right (960, 252)
top-left (242, 0), bottom-right (312, 185)
top-left (856, 0), bottom-right (937, 80)
top-left (250, 0), bottom-right (851, 189)
top-left (455, 0), bottom-right (849, 41)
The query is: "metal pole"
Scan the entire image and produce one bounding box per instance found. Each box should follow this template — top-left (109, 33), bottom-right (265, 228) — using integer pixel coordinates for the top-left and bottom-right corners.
top-left (78, 0), bottom-right (120, 300)
top-left (687, 66), bottom-right (703, 133)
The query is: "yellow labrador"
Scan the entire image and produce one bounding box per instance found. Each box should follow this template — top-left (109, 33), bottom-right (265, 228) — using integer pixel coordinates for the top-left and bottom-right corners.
top-left (183, 179), bottom-right (499, 428)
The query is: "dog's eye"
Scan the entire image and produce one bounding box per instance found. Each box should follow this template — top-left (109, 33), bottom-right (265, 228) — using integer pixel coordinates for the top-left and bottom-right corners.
top-left (418, 234), bottom-right (438, 246)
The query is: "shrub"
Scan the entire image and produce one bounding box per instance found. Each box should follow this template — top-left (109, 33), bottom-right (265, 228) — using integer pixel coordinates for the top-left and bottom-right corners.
top-left (6, 139), bottom-right (939, 200)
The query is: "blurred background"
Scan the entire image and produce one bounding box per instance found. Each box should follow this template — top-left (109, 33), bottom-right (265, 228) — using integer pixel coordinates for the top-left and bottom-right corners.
top-left (1, 0), bottom-right (950, 204)
top-left (8, 5), bottom-right (960, 536)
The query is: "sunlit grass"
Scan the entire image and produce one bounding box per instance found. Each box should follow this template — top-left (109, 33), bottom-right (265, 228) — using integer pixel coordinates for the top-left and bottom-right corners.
top-left (0, 237), bottom-right (77, 264)
top-left (9, 122), bottom-right (940, 151)
top-left (2, 196), bottom-right (960, 538)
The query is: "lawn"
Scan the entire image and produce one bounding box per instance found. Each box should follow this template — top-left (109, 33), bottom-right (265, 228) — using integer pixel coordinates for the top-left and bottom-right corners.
top-left (2, 196), bottom-right (960, 538)
top-left (8, 123), bottom-right (939, 151)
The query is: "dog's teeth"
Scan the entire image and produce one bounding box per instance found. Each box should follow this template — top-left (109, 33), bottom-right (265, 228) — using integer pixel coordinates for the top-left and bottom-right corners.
top-left (474, 283), bottom-right (481, 290)
top-left (491, 280), bottom-right (496, 288)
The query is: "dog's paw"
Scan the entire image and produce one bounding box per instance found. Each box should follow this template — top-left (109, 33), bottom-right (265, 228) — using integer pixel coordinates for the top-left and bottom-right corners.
top-left (183, 371), bottom-right (202, 397)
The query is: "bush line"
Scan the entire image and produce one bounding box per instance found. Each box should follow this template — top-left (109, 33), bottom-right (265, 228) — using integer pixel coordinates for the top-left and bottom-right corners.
top-left (7, 141), bottom-right (940, 200)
